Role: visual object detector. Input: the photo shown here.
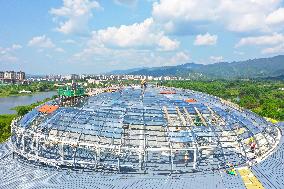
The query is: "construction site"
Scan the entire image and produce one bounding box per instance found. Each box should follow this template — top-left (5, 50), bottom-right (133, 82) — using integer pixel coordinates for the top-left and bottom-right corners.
top-left (9, 83), bottom-right (279, 173)
top-left (0, 84), bottom-right (283, 188)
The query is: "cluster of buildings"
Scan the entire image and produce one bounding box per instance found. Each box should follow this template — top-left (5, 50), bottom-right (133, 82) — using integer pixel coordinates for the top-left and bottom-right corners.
top-left (41, 74), bottom-right (182, 83)
top-left (26, 74), bottom-right (82, 82)
top-left (24, 73), bottom-right (183, 88)
top-left (0, 71), bottom-right (25, 83)
top-left (7, 71), bottom-right (183, 86)
top-left (86, 75), bottom-right (182, 85)
top-left (91, 75), bottom-right (181, 81)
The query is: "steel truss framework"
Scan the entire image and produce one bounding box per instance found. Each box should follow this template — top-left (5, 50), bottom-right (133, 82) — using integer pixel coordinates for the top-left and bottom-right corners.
top-left (11, 86), bottom-right (279, 174)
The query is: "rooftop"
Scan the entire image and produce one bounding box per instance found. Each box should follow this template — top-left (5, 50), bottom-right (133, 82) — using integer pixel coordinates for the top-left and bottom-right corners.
top-left (1, 86), bottom-right (283, 188)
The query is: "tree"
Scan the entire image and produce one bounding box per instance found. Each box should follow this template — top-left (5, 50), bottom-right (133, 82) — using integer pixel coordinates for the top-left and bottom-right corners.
top-left (15, 106), bottom-right (31, 116)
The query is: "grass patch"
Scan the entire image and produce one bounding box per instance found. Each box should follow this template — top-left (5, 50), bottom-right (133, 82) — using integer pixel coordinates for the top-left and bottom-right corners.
top-left (0, 114), bottom-right (16, 143)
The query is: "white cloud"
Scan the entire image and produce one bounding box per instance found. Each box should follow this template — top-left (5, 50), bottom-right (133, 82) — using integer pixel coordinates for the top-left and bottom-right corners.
top-left (74, 47), bottom-right (189, 68)
top-left (0, 55), bottom-right (18, 62)
top-left (55, 48), bottom-right (65, 52)
top-left (50, 0), bottom-right (100, 34)
top-left (266, 8), bottom-right (284, 25)
top-left (236, 33), bottom-right (284, 54)
top-left (91, 18), bottom-right (179, 51)
top-left (152, 0), bottom-right (283, 34)
top-left (210, 56), bottom-right (223, 63)
top-left (61, 39), bottom-right (76, 44)
top-left (217, 0), bottom-right (281, 32)
top-left (28, 35), bottom-right (66, 53)
top-left (158, 36), bottom-right (180, 51)
top-left (50, 0), bottom-right (283, 71)
top-left (194, 33), bottom-right (217, 46)
top-left (45, 54), bottom-right (52, 58)
top-left (262, 44), bottom-right (284, 54)
top-left (153, 0), bottom-right (217, 22)
top-left (0, 44), bottom-right (22, 54)
top-left (28, 35), bottom-right (55, 48)
top-left (1, 46), bottom-right (16, 53)
top-left (74, 34), bottom-right (188, 68)
top-left (234, 51), bottom-right (244, 55)
top-left (152, 0), bottom-right (217, 34)
top-left (11, 44), bottom-right (22, 50)
top-left (170, 52), bottom-right (190, 64)
top-left (236, 33), bottom-right (284, 47)
top-left (114, 0), bottom-right (138, 6)
top-left (0, 44), bottom-right (22, 63)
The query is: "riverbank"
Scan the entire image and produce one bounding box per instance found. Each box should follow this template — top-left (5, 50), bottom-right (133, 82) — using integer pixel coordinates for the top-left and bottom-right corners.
top-left (0, 90), bottom-right (55, 98)
top-left (0, 91), bottom-right (57, 114)
top-left (0, 96), bottom-right (56, 142)
top-left (0, 82), bottom-right (56, 98)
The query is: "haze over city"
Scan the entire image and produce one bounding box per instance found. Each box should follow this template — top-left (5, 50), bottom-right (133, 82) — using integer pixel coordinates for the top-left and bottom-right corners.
top-left (1, 0), bottom-right (284, 74)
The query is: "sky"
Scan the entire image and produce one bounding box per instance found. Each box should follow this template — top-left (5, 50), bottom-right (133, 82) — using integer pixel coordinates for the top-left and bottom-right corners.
top-left (0, 0), bottom-right (284, 74)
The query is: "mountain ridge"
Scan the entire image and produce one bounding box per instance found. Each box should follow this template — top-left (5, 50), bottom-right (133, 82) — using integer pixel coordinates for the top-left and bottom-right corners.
top-left (108, 55), bottom-right (284, 79)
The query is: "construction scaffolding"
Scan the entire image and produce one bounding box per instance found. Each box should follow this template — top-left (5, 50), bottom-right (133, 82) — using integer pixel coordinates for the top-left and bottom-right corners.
top-left (10, 86), bottom-right (279, 174)
top-left (58, 83), bottom-right (86, 106)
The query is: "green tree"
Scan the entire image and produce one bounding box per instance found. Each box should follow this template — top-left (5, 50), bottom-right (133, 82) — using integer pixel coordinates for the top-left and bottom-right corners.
top-left (15, 106), bottom-right (32, 116)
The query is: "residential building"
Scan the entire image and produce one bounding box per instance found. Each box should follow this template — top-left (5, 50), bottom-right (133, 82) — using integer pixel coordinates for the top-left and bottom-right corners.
top-left (16, 71), bottom-right (25, 81)
top-left (0, 71), bottom-right (4, 80)
top-left (4, 71), bottom-right (15, 80)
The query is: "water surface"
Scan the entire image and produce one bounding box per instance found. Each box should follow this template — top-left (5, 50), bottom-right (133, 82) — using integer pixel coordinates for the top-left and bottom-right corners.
top-left (0, 91), bottom-right (56, 114)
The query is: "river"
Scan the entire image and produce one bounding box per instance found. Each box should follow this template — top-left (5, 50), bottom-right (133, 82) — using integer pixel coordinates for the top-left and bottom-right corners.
top-left (0, 91), bottom-right (57, 114)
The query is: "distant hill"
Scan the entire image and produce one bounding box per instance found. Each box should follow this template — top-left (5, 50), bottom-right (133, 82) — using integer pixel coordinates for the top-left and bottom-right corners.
top-left (105, 67), bottom-right (146, 75)
top-left (122, 55), bottom-right (284, 79)
top-left (264, 74), bottom-right (284, 81)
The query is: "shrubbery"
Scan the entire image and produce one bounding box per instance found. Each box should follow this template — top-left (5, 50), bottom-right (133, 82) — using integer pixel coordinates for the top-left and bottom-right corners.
top-left (0, 114), bottom-right (16, 143)
top-left (0, 82), bottom-right (56, 97)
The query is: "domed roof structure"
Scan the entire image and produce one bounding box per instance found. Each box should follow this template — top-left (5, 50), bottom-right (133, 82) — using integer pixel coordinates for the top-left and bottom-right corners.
top-left (11, 86), bottom-right (279, 174)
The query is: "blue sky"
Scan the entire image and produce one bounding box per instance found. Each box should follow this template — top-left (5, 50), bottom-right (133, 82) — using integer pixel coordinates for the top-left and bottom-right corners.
top-left (1, 0), bottom-right (284, 74)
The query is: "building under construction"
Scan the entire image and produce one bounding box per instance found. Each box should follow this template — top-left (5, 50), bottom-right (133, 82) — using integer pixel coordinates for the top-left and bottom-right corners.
top-left (57, 82), bottom-right (86, 106)
top-left (10, 85), bottom-right (279, 174)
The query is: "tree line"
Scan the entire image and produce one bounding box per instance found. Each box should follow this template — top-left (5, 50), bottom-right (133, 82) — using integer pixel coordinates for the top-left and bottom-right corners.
top-left (0, 82), bottom-right (56, 97)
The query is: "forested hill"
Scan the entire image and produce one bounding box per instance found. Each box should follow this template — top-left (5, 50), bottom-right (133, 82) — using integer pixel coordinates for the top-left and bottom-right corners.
top-left (126, 55), bottom-right (284, 79)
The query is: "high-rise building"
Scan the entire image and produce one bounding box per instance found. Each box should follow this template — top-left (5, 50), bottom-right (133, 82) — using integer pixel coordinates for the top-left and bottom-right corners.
top-left (0, 71), bottom-right (4, 80)
top-left (1, 71), bottom-right (25, 82)
top-left (71, 74), bottom-right (80, 80)
top-left (16, 71), bottom-right (25, 81)
top-left (4, 71), bottom-right (15, 80)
